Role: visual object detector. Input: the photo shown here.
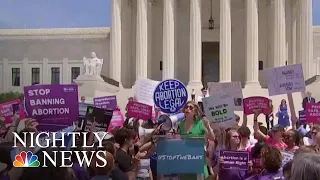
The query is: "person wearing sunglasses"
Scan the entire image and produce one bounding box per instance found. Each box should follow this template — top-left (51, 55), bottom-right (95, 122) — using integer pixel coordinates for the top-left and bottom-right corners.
top-left (178, 101), bottom-right (214, 180)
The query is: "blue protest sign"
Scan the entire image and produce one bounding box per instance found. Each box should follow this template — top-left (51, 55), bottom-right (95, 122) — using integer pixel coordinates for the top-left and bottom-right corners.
top-left (153, 79), bottom-right (188, 114)
top-left (156, 137), bottom-right (205, 174)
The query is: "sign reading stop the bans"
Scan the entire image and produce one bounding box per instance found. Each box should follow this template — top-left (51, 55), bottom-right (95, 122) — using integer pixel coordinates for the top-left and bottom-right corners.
top-left (202, 94), bottom-right (236, 128)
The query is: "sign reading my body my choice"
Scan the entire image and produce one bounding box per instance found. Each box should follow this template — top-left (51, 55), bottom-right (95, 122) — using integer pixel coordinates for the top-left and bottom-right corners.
top-left (24, 84), bottom-right (79, 132)
top-left (153, 79), bottom-right (188, 114)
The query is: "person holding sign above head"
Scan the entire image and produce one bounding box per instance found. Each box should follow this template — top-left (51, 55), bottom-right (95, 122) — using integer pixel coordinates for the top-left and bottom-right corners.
top-left (177, 101), bottom-right (214, 180)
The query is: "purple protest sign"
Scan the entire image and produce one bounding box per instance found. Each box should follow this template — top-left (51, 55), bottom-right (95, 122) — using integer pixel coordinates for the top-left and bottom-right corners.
top-left (94, 96), bottom-right (117, 110)
top-left (24, 84), bottom-right (79, 132)
top-left (220, 150), bottom-right (249, 170)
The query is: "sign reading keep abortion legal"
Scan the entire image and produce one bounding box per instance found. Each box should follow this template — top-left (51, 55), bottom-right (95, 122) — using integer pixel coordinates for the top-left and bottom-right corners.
top-left (24, 84), bottom-right (79, 132)
top-left (153, 79), bottom-right (188, 114)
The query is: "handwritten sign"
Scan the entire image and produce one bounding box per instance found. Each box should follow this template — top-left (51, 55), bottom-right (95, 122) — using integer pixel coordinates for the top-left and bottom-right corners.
top-left (134, 77), bottom-right (159, 106)
top-left (127, 102), bottom-right (152, 120)
top-left (203, 94), bottom-right (236, 128)
top-left (305, 103), bottom-right (320, 123)
top-left (94, 96), bottom-right (117, 110)
top-left (243, 96), bottom-right (271, 115)
top-left (264, 64), bottom-right (305, 96)
top-left (24, 84), bottom-right (79, 132)
top-left (153, 79), bottom-right (188, 114)
top-left (220, 150), bottom-right (249, 170)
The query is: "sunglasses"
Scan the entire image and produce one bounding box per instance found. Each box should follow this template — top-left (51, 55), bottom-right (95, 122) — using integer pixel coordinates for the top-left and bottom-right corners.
top-left (185, 105), bottom-right (194, 110)
top-left (232, 135), bottom-right (240, 139)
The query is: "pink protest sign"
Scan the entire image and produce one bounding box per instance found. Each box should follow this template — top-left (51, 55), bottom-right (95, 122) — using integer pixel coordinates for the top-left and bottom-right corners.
top-left (305, 103), bottom-right (320, 123)
top-left (243, 96), bottom-right (271, 115)
top-left (127, 102), bottom-right (153, 120)
top-left (0, 99), bottom-right (25, 126)
top-left (107, 110), bottom-right (124, 133)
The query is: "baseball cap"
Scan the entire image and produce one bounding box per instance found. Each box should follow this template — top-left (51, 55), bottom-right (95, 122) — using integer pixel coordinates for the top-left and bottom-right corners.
top-left (271, 124), bottom-right (285, 132)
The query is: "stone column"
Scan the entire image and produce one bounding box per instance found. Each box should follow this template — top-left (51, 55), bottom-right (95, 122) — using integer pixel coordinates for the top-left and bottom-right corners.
top-left (22, 58), bottom-right (29, 86)
top-left (136, 0), bottom-right (148, 78)
top-left (296, 0), bottom-right (313, 79)
top-left (2, 59), bottom-right (8, 92)
top-left (42, 58), bottom-right (49, 84)
top-left (110, 0), bottom-right (122, 83)
top-left (219, 0), bottom-right (232, 82)
top-left (162, 0), bottom-right (175, 80)
top-left (188, 0), bottom-right (202, 90)
top-left (245, 0), bottom-right (260, 87)
top-left (62, 58), bottom-right (69, 84)
top-left (272, 0), bottom-right (286, 67)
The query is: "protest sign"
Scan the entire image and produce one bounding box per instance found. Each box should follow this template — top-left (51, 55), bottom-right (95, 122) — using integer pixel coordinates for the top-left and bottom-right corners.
top-left (107, 110), bottom-right (124, 133)
top-left (305, 103), bottom-right (320, 123)
top-left (203, 94), bottom-right (236, 128)
top-left (79, 102), bottom-right (92, 118)
top-left (127, 102), bottom-right (152, 120)
top-left (134, 77), bottom-right (159, 106)
top-left (299, 110), bottom-right (306, 123)
top-left (220, 150), bottom-right (249, 170)
top-left (0, 99), bottom-right (25, 126)
top-left (94, 96), bottom-right (117, 110)
top-left (281, 151), bottom-right (294, 167)
top-left (264, 64), bottom-right (305, 96)
top-left (153, 79), bottom-right (188, 114)
top-left (24, 84), bottom-right (79, 132)
top-left (208, 82), bottom-right (243, 111)
top-left (243, 96), bottom-right (271, 115)
top-left (84, 106), bottom-right (113, 132)
top-left (156, 137), bottom-right (205, 174)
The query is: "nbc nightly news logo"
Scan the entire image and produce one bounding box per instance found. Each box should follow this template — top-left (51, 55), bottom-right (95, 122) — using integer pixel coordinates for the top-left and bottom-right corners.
top-left (12, 130), bottom-right (109, 168)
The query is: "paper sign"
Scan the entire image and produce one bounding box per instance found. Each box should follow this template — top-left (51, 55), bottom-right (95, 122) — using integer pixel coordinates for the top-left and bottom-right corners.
top-left (202, 94), bottom-right (236, 128)
top-left (0, 99), bottom-right (25, 126)
top-left (153, 79), bottom-right (188, 114)
top-left (156, 137), bottom-right (205, 174)
top-left (24, 84), bottom-right (79, 132)
top-left (127, 102), bottom-right (152, 120)
top-left (84, 106), bottom-right (113, 132)
top-left (220, 150), bottom-right (249, 170)
top-left (134, 77), bottom-right (160, 106)
top-left (305, 103), bottom-right (320, 123)
top-left (208, 82), bottom-right (243, 111)
top-left (107, 110), bottom-right (124, 133)
top-left (94, 96), bottom-right (117, 110)
top-left (281, 151), bottom-right (294, 167)
top-left (264, 64), bottom-right (306, 96)
top-left (79, 102), bottom-right (92, 118)
top-left (243, 96), bottom-right (271, 115)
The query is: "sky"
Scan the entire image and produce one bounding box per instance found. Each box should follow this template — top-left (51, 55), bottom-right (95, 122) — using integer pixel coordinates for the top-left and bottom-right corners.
top-left (0, 0), bottom-right (319, 29)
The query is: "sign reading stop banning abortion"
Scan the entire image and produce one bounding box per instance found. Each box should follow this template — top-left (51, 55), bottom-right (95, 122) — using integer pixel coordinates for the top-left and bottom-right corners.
top-left (127, 102), bottom-right (152, 120)
top-left (305, 103), bottom-right (320, 123)
top-left (203, 94), bottom-right (236, 128)
top-left (24, 84), bottom-right (79, 132)
top-left (243, 96), bottom-right (271, 115)
top-left (153, 79), bottom-right (188, 114)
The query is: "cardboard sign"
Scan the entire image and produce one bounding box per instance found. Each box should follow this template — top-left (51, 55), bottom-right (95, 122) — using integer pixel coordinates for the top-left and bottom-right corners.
top-left (264, 64), bottom-right (306, 96)
top-left (24, 84), bottom-right (79, 132)
top-left (208, 82), bottom-right (243, 111)
top-left (153, 79), bottom-right (188, 114)
top-left (243, 96), bottom-right (271, 115)
top-left (127, 102), bottom-right (152, 120)
top-left (0, 99), bottom-right (25, 126)
top-left (305, 103), bottom-right (320, 123)
top-left (203, 94), bottom-right (236, 128)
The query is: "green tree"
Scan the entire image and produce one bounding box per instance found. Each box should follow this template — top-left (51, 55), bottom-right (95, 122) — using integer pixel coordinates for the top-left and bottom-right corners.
top-left (0, 92), bottom-right (24, 104)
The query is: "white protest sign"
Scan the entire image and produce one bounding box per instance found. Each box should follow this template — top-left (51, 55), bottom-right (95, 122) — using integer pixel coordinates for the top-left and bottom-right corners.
top-left (134, 77), bottom-right (160, 106)
top-left (264, 64), bottom-right (306, 96)
top-left (202, 94), bottom-right (236, 129)
top-left (208, 82), bottom-right (243, 111)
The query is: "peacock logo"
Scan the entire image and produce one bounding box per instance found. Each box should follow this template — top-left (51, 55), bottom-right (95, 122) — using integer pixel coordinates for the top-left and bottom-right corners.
top-left (13, 151), bottom-right (40, 167)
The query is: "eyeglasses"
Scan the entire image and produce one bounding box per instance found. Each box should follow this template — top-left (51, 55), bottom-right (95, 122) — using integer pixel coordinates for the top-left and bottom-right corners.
top-left (185, 105), bottom-right (194, 110)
